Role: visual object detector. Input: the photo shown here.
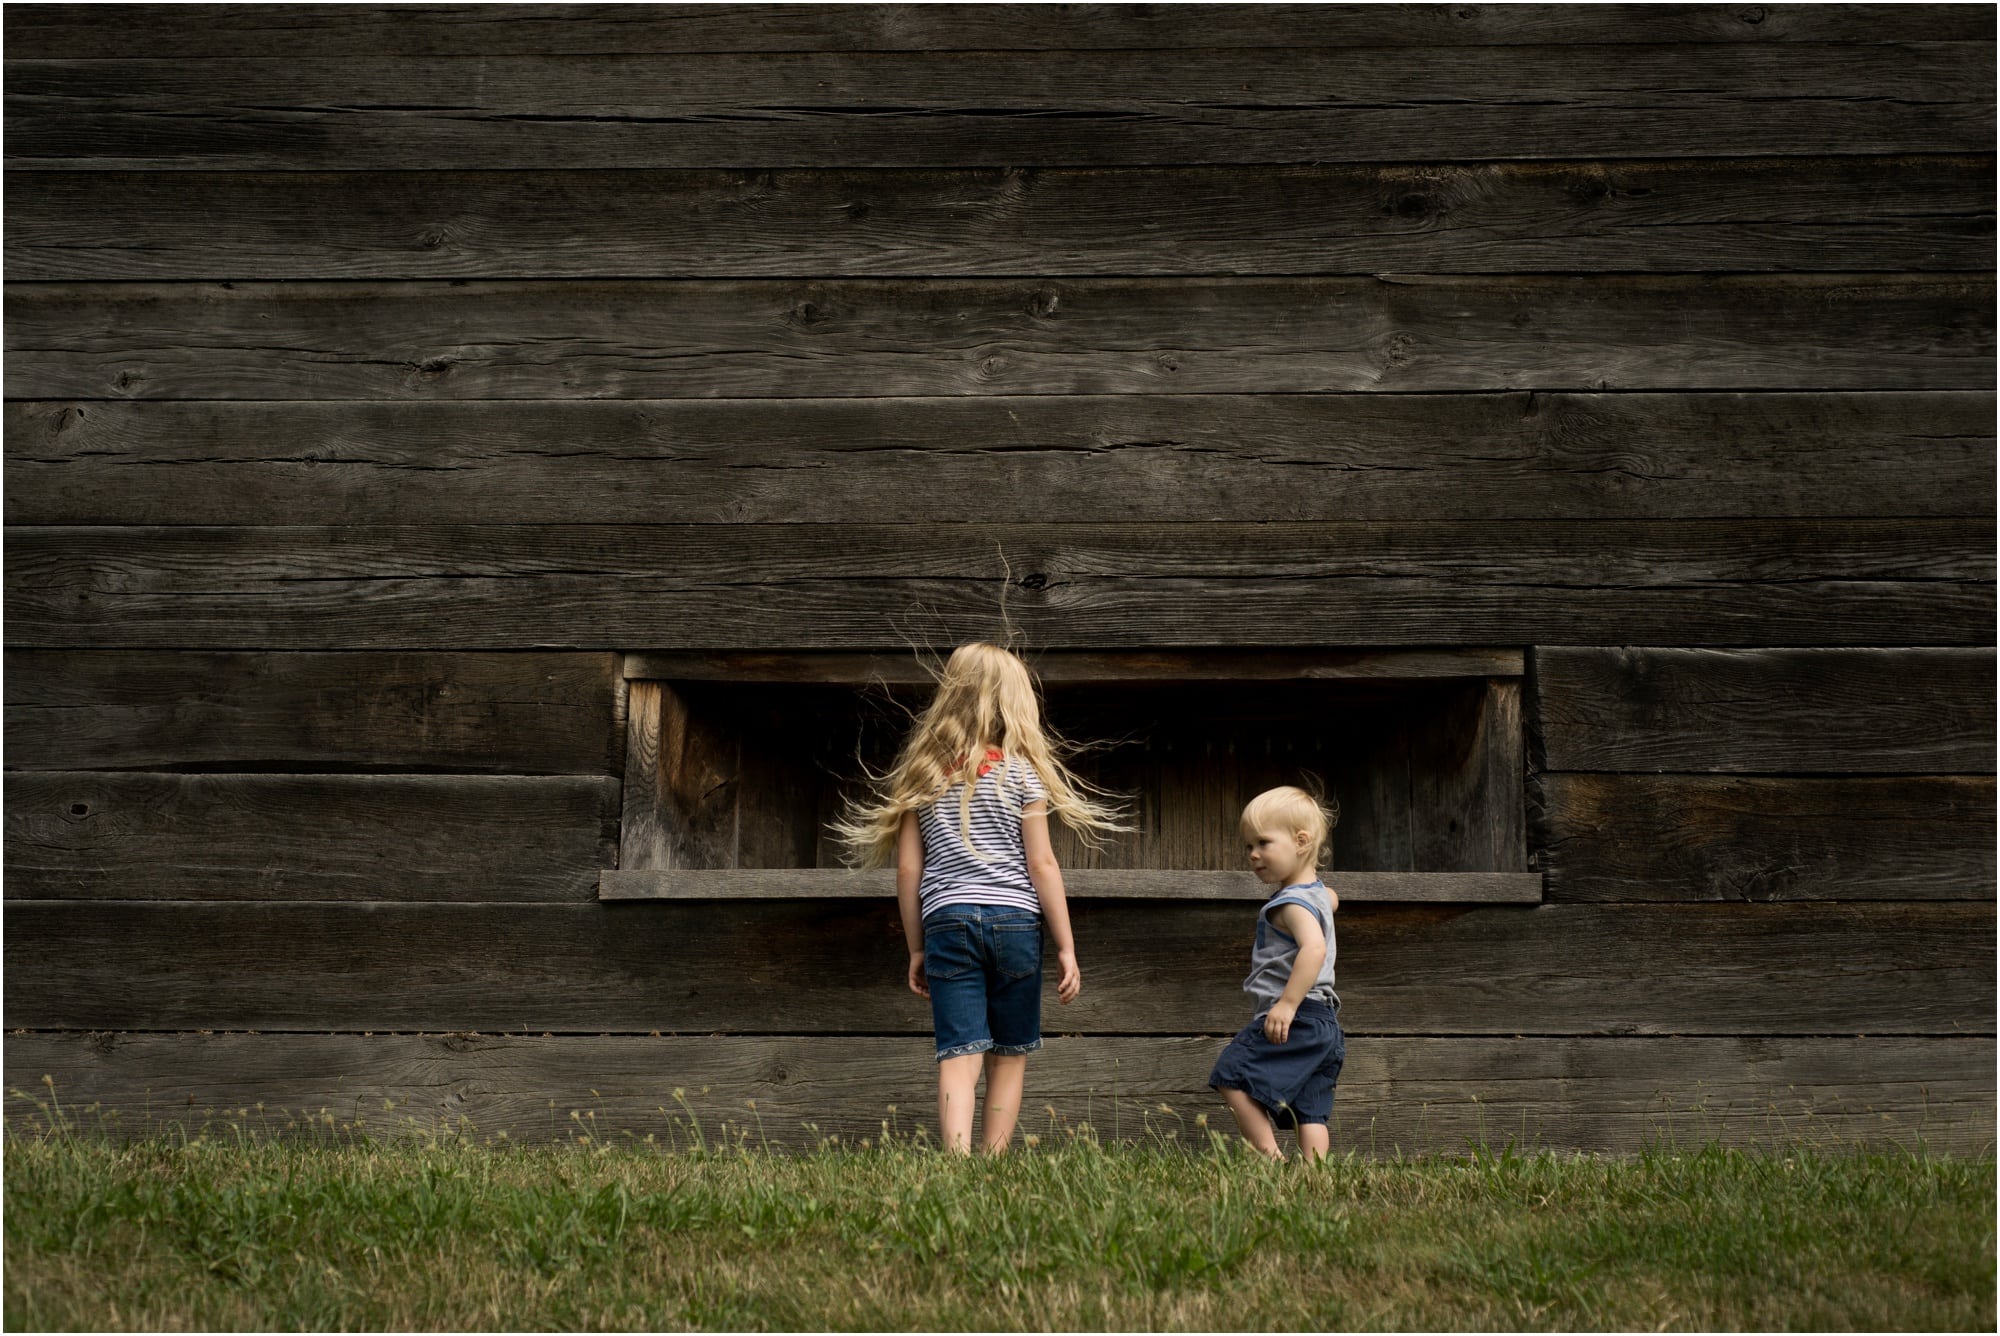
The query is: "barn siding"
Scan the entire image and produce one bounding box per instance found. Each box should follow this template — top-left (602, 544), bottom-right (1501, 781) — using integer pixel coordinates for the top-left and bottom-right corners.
top-left (4, 3), bottom-right (1992, 1152)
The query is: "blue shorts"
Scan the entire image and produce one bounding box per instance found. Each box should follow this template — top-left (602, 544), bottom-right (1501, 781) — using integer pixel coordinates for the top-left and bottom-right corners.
top-left (1208, 998), bottom-right (1345, 1128)
top-left (922, 903), bottom-right (1044, 1061)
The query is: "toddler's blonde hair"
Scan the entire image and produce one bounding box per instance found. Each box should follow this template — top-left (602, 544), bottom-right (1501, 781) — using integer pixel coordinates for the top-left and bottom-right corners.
top-left (830, 641), bottom-right (1130, 869)
top-left (1240, 783), bottom-right (1340, 868)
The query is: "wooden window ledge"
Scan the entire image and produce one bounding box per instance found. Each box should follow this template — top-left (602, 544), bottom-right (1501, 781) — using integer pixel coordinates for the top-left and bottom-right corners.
top-left (599, 869), bottom-right (1542, 903)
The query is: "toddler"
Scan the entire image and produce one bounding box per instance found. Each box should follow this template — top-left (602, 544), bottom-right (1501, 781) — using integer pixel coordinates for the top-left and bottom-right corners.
top-left (1209, 784), bottom-right (1344, 1160)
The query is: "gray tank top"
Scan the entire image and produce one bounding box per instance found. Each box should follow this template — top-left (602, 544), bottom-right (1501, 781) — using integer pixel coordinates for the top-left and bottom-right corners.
top-left (1242, 880), bottom-right (1338, 1014)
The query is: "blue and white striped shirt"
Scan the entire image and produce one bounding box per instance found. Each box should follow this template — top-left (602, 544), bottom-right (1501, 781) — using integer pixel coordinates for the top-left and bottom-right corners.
top-left (915, 754), bottom-right (1048, 919)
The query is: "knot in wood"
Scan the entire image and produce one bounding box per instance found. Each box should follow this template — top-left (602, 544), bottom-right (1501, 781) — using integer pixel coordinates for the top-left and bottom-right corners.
top-left (414, 356), bottom-right (454, 379)
top-left (1391, 192), bottom-right (1435, 220)
top-left (843, 201), bottom-right (871, 221)
top-left (1026, 288), bottom-right (1061, 319)
top-left (418, 227), bottom-right (449, 250)
top-left (791, 300), bottom-right (826, 327)
top-left (68, 802), bottom-right (90, 818)
top-left (1018, 572), bottom-right (1049, 591)
top-left (979, 354), bottom-right (1009, 379)
top-left (1155, 353), bottom-right (1181, 373)
top-left (1736, 5), bottom-right (1767, 23)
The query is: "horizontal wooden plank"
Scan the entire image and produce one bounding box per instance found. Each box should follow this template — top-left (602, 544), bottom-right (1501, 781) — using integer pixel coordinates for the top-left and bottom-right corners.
top-left (4, 901), bottom-right (1989, 1035)
top-left (1534, 647), bottom-right (1998, 773)
top-left (8, 393), bottom-right (1992, 526)
top-left (8, 44), bottom-right (1990, 169)
top-left (598, 869), bottom-right (1545, 904)
top-left (2, 650), bottom-right (621, 774)
top-left (8, 277), bottom-right (1991, 400)
top-left (622, 648), bottom-right (1526, 683)
top-left (4, 773), bottom-right (620, 902)
top-left (7, 521), bottom-right (1990, 650)
top-left (9, 158), bottom-right (1993, 281)
top-left (1535, 774), bottom-right (1996, 902)
top-left (10, 5), bottom-right (1989, 59)
top-left (6, 1032), bottom-right (1991, 1154)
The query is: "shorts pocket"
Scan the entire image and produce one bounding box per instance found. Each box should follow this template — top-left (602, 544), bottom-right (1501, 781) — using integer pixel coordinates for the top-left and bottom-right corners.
top-left (923, 922), bottom-right (977, 980)
top-left (991, 921), bottom-right (1043, 981)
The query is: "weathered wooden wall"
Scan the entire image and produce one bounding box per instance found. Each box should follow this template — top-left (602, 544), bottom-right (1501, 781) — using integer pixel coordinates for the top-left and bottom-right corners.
top-left (5, 3), bottom-right (1994, 1153)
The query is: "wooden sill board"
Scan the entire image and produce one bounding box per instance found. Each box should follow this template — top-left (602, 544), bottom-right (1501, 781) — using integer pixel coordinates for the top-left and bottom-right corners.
top-left (621, 648), bottom-right (1523, 683)
top-left (599, 868), bottom-right (1542, 903)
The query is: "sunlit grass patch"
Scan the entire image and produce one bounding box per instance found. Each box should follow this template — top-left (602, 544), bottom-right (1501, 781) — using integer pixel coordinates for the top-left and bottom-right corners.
top-left (6, 1110), bottom-right (1993, 1332)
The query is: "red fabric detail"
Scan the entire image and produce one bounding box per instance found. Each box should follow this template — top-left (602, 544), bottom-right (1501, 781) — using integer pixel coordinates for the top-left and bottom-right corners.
top-left (953, 747), bottom-right (1007, 778)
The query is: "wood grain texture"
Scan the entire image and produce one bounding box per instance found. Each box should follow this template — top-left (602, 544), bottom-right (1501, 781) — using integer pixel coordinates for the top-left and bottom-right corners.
top-left (9, 277), bottom-right (1991, 401)
top-left (8, 44), bottom-right (1990, 170)
top-left (2, 650), bottom-right (620, 774)
top-left (7, 521), bottom-right (1990, 650)
top-left (10, 5), bottom-right (1990, 59)
top-left (5, 773), bottom-right (620, 902)
top-left (597, 869), bottom-right (1546, 903)
top-left (622, 648), bottom-right (1526, 684)
top-left (9, 158), bottom-right (1993, 281)
top-left (1535, 774), bottom-right (1996, 902)
top-left (1533, 647), bottom-right (1998, 774)
top-left (9, 393), bottom-right (1993, 526)
top-left (4, 901), bottom-right (1989, 1035)
top-left (6, 1031), bottom-right (1991, 1153)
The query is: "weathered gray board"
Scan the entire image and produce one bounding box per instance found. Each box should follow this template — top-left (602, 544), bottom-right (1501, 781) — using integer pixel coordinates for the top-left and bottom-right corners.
top-left (1533, 647), bottom-right (1999, 774)
top-left (9, 159), bottom-right (1993, 281)
top-left (9, 394), bottom-right (1992, 527)
top-left (10, 277), bottom-right (1992, 400)
top-left (3, 650), bottom-right (623, 774)
top-left (10, 521), bottom-right (1992, 650)
top-left (9, 45), bottom-right (1990, 170)
top-left (6, 902), bottom-right (1989, 1036)
top-left (5, 773), bottom-right (620, 902)
top-left (7, 1033), bottom-right (1992, 1154)
top-left (11, 4), bottom-right (1990, 58)
top-left (599, 869), bottom-right (1544, 904)
top-left (1533, 775), bottom-right (1996, 903)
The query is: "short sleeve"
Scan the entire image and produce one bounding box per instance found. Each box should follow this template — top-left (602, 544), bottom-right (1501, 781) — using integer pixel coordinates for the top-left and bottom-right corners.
top-left (1010, 757), bottom-right (1048, 807)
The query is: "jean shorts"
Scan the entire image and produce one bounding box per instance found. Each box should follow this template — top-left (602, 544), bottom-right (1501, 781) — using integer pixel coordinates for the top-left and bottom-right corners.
top-left (922, 902), bottom-right (1044, 1061)
top-left (1208, 998), bottom-right (1345, 1128)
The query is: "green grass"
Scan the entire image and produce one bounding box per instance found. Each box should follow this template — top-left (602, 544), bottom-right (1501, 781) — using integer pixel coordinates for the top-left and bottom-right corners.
top-left (5, 1123), bottom-right (1992, 1331)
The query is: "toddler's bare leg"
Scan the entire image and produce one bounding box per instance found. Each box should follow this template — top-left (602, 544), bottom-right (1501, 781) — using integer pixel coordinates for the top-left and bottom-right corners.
top-left (1298, 1123), bottom-right (1330, 1160)
top-left (980, 1052), bottom-right (1028, 1153)
top-left (1221, 1088), bottom-right (1284, 1159)
top-left (937, 1054), bottom-right (984, 1153)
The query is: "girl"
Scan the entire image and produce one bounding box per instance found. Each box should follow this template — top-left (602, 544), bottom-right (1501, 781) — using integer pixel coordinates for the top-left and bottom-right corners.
top-left (833, 642), bottom-right (1127, 1153)
top-left (1210, 784), bottom-right (1345, 1161)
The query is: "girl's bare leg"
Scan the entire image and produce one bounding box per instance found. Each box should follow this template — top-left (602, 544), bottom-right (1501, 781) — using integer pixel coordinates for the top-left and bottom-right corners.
top-left (1297, 1123), bottom-right (1330, 1160)
top-left (980, 1053), bottom-right (1028, 1152)
top-left (937, 1054), bottom-right (984, 1153)
top-left (1221, 1088), bottom-right (1285, 1159)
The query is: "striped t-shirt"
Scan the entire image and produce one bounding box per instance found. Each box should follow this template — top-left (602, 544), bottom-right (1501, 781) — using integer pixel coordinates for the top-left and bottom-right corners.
top-left (915, 752), bottom-right (1048, 919)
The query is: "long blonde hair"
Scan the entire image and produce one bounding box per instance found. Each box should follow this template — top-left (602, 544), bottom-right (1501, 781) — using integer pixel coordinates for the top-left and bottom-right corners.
top-left (831, 642), bottom-right (1130, 868)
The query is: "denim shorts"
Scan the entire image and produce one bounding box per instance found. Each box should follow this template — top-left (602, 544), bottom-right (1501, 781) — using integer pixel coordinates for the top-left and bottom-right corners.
top-left (1208, 998), bottom-right (1345, 1128)
top-left (922, 902), bottom-right (1044, 1061)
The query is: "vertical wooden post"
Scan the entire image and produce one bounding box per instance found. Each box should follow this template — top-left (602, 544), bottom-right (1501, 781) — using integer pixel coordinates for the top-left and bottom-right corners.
top-left (619, 679), bottom-right (740, 871)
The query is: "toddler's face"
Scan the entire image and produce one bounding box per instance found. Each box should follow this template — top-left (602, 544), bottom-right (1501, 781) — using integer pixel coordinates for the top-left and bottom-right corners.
top-left (1243, 824), bottom-right (1312, 886)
